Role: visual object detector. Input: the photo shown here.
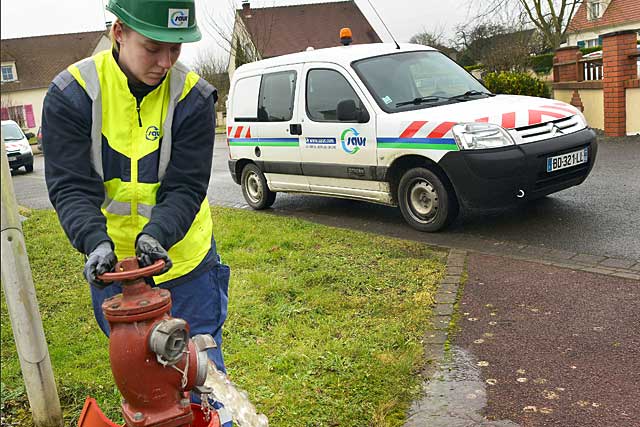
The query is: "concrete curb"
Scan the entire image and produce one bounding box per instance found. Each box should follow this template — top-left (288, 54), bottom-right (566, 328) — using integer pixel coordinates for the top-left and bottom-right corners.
top-left (403, 248), bottom-right (468, 426)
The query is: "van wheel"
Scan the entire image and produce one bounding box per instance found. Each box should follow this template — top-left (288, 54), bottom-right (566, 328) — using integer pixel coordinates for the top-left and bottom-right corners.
top-left (398, 167), bottom-right (457, 232)
top-left (241, 164), bottom-right (276, 209)
top-left (25, 163), bottom-right (34, 173)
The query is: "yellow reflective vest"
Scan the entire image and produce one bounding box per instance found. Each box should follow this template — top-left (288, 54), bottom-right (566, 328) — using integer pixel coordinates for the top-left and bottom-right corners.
top-left (66, 50), bottom-right (213, 283)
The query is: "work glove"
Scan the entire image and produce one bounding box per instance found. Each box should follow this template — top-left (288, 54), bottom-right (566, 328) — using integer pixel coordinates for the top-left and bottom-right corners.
top-left (135, 234), bottom-right (172, 274)
top-left (83, 241), bottom-right (117, 288)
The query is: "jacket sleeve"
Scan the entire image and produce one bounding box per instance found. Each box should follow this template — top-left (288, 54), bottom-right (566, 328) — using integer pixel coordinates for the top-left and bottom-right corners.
top-left (42, 79), bottom-right (112, 255)
top-left (140, 80), bottom-right (218, 249)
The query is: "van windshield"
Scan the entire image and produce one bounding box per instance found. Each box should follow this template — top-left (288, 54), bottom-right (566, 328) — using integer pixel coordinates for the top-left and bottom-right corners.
top-left (2, 123), bottom-right (25, 141)
top-left (352, 51), bottom-right (491, 113)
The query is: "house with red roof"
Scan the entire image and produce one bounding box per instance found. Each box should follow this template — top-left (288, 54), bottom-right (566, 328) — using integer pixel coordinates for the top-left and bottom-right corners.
top-left (566, 0), bottom-right (640, 48)
top-left (1, 31), bottom-right (110, 132)
top-left (228, 0), bottom-right (382, 76)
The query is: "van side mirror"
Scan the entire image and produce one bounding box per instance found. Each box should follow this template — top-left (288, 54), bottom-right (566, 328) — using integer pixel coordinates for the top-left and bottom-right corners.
top-left (337, 99), bottom-right (369, 123)
top-left (24, 132), bottom-right (35, 140)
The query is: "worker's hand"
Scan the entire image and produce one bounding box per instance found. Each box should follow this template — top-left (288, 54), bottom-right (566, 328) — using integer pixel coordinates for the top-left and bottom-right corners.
top-left (135, 234), bottom-right (172, 274)
top-left (84, 241), bottom-right (117, 288)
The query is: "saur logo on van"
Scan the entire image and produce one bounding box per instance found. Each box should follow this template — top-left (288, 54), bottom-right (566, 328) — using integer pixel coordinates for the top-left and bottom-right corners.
top-left (341, 128), bottom-right (366, 155)
top-left (146, 125), bottom-right (160, 141)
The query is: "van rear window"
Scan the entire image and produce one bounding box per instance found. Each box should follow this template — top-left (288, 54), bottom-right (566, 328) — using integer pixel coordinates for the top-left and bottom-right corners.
top-left (258, 71), bottom-right (297, 122)
top-left (232, 75), bottom-right (261, 121)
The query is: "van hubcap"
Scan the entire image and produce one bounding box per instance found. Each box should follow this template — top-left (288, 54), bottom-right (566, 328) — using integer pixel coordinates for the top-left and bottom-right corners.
top-left (246, 172), bottom-right (263, 203)
top-left (408, 179), bottom-right (438, 222)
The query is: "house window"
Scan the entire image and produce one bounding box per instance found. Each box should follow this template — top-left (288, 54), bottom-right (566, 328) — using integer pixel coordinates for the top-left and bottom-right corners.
top-left (585, 38), bottom-right (600, 48)
top-left (8, 106), bottom-right (26, 128)
top-left (1, 64), bottom-right (16, 82)
top-left (587, 1), bottom-right (603, 20)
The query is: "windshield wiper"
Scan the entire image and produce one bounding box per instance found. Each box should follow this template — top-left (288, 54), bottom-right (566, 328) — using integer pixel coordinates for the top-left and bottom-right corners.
top-left (3, 137), bottom-right (22, 141)
top-left (395, 96), bottom-right (451, 107)
top-left (451, 90), bottom-right (494, 100)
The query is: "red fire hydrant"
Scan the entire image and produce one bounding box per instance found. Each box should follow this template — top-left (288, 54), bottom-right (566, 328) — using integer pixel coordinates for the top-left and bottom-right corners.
top-left (78, 258), bottom-right (220, 427)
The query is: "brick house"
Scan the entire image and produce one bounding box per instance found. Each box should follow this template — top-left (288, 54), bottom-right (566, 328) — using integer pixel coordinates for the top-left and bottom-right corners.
top-left (1, 31), bottom-right (110, 132)
top-left (566, 0), bottom-right (640, 48)
top-left (553, 0), bottom-right (639, 136)
top-left (228, 0), bottom-right (382, 76)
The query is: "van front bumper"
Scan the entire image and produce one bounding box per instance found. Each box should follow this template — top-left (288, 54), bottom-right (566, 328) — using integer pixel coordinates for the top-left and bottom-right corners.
top-left (438, 128), bottom-right (598, 209)
top-left (7, 151), bottom-right (34, 170)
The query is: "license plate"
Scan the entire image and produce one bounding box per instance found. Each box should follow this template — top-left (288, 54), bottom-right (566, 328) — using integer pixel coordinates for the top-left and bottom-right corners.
top-left (547, 148), bottom-right (588, 173)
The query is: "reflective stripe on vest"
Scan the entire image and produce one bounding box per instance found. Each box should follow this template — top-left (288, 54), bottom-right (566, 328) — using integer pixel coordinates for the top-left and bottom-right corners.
top-left (66, 50), bottom-right (213, 283)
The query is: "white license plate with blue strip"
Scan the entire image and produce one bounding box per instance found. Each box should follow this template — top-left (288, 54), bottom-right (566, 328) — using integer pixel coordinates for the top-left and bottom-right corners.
top-left (547, 148), bottom-right (588, 173)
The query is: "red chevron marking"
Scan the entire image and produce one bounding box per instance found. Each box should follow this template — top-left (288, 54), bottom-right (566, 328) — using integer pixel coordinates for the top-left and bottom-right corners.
top-left (400, 121), bottom-right (428, 138)
top-left (501, 112), bottom-right (516, 129)
top-left (528, 110), bottom-right (566, 125)
top-left (427, 121), bottom-right (456, 138)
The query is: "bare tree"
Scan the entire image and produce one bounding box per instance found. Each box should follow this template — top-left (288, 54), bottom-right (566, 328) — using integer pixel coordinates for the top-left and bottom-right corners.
top-left (0, 95), bottom-right (25, 128)
top-left (200, 0), bottom-right (277, 69)
top-left (192, 50), bottom-right (230, 103)
top-left (409, 28), bottom-right (449, 50)
top-left (470, 0), bottom-right (581, 50)
top-left (455, 22), bottom-right (546, 71)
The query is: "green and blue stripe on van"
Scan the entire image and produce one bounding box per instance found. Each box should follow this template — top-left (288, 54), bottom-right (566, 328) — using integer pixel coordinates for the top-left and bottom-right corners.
top-left (227, 138), bottom-right (300, 147)
top-left (377, 137), bottom-right (459, 151)
top-left (227, 136), bottom-right (458, 150)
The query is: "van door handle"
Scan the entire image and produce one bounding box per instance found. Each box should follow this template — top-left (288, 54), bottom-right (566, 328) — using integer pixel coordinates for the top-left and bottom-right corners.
top-left (289, 124), bottom-right (302, 135)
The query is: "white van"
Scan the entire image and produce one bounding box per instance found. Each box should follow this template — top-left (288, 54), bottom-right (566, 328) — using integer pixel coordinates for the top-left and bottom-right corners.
top-left (226, 42), bottom-right (597, 231)
top-left (2, 119), bottom-right (34, 173)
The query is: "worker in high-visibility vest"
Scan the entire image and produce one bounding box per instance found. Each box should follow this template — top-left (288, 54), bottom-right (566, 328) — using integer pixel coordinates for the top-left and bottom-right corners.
top-left (42, 1), bottom-right (231, 424)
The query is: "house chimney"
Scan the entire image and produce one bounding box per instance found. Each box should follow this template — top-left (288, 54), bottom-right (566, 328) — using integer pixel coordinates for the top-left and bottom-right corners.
top-left (242, 1), bottom-right (252, 18)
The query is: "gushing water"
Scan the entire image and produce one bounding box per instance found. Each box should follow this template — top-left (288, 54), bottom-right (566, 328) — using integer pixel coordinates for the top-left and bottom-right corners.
top-left (204, 361), bottom-right (269, 427)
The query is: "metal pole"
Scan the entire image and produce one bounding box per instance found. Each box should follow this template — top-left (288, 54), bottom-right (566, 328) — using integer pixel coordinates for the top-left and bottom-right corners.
top-left (1, 130), bottom-right (63, 427)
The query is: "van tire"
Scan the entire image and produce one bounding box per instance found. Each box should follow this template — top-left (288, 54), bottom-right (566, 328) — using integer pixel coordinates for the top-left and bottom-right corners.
top-left (241, 164), bottom-right (276, 209)
top-left (398, 167), bottom-right (457, 232)
top-left (25, 162), bottom-right (34, 173)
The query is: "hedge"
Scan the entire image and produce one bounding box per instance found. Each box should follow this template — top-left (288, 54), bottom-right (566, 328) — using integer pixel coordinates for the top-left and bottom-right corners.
top-left (483, 71), bottom-right (550, 98)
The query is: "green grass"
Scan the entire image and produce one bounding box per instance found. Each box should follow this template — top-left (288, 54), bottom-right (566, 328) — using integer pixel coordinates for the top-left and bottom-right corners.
top-left (1, 207), bottom-right (445, 426)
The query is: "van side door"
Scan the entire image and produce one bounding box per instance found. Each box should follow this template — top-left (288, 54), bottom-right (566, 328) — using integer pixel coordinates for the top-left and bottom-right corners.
top-left (300, 63), bottom-right (380, 200)
top-left (228, 64), bottom-right (307, 192)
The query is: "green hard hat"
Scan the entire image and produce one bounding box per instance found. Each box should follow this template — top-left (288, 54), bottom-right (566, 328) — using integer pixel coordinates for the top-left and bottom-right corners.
top-left (107, 0), bottom-right (201, 43)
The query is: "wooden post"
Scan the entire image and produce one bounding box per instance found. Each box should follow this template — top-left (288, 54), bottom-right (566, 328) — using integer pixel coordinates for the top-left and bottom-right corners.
top-left (1, 130), bottom-right (63, 426)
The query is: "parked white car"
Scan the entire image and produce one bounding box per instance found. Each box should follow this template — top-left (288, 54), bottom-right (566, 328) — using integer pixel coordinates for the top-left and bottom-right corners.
top-left (226, 42), bottom-right (597, 231)
top-left (2, 120), bottom-right (34, 173)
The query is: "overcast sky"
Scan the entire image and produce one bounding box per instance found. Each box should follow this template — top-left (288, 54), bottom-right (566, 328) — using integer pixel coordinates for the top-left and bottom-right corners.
top-left (1, 0), bottom-right (475, 66)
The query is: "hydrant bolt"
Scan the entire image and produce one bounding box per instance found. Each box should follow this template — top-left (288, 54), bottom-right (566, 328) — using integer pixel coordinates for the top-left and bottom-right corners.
top-left (133, 412), bottom-right (144, 421)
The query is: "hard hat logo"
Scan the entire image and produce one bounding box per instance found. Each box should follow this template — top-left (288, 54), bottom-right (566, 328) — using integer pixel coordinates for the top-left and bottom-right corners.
top-left (107, 0), bottom-right (201, 43)
top-left (168, 9), bottom-right (189, 28)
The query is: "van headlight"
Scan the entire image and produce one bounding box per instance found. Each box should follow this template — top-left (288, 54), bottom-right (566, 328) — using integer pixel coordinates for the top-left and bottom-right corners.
top-left (574, 111), bottom-right (588, 129)
top-left (20, 140), bottom-right (32, 154)
top-left (452, 123), bottom-right (515, 150)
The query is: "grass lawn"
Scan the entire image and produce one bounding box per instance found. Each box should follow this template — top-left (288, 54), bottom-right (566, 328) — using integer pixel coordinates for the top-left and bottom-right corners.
top-left (1, 207), bottom-right (445, 426)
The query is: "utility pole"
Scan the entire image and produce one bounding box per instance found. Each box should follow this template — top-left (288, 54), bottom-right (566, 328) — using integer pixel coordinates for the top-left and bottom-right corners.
top-left (1, 131), bottom-right (63, 427)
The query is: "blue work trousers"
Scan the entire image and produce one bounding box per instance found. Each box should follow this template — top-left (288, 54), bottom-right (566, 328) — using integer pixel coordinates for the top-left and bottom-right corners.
top-left (90, 262), bottom-right (230, 373)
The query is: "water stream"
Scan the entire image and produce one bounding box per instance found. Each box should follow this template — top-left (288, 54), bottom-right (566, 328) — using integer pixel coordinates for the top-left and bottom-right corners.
top-left (204, 361), bottom-right (269, 427)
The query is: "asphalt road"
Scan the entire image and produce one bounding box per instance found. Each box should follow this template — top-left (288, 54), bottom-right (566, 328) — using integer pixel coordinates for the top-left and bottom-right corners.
top-left (10, 135), bottom-right (640, 260)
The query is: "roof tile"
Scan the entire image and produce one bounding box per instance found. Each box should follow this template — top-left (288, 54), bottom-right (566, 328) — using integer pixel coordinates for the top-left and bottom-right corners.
top-left (568, 0), bottom-right (640, 33)
top-left (239, 1), bottom-right (382, 58)
top-left (1, 31), bottom-right (106, 92)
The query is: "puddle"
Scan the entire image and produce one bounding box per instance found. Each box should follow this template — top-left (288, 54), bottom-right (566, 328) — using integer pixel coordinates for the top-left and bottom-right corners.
top-left (404, 346), bottom-right (519, 427)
